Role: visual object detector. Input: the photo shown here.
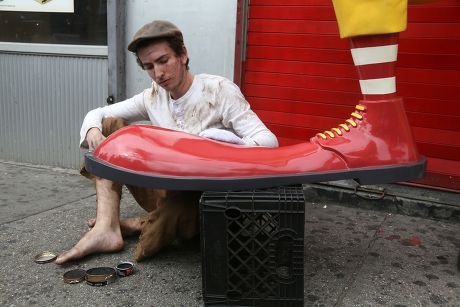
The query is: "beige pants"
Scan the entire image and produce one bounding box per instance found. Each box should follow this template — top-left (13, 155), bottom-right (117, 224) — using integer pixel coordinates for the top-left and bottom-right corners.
top-left (81, 117), bottom-right (201, 261)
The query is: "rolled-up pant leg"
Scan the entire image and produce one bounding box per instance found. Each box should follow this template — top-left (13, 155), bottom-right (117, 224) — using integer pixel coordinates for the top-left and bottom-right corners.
top-left (332, 0), bottom-right (408, 38)
top-left (131, 189), bottom-right (201, 262)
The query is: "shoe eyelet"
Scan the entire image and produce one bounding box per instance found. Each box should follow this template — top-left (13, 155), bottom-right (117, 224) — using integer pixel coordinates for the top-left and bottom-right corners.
top-left (317, 105), bottom-right (366, 140)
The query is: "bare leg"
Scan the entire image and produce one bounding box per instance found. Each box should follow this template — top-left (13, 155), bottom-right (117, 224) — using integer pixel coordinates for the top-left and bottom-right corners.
top-left (81, 117), bottom-right (144, 238)
top-left (55, 178), bottom-right (124, 264)
top-left (86, 186), bottom-right (167, 236)
top-left (71, 118), bottom-right (197, 263)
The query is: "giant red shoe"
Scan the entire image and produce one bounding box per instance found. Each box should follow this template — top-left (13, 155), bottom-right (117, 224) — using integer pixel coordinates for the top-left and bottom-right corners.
top-left (84, 97), bottom-right (426, 191)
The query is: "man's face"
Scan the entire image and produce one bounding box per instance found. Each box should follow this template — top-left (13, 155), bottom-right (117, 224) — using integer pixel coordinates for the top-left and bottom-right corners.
top-left (137, 40), bottom-right (188, 94)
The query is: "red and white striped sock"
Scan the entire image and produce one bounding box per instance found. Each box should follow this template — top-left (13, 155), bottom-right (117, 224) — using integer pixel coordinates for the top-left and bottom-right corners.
top-left (349, 33), bottom-right (399, 100)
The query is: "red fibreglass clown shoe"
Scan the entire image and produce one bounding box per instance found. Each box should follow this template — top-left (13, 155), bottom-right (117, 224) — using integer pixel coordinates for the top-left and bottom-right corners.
top-left (84, 97), bottom-right (426, 191)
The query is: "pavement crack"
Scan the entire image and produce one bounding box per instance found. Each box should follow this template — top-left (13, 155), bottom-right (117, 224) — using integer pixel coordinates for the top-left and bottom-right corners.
top-left (0, 193), bottom-right (96, 226)
top-left (333, 213), bottom-right (390, 307)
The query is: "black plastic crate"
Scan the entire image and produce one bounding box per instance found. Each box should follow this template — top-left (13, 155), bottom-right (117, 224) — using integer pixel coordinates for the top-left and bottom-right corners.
top-left (200, 185), bottom-right (305, 307)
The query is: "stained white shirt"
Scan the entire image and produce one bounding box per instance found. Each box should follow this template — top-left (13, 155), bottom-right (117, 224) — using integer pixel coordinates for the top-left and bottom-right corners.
top-left (80, 74), bottom-right (278, 148)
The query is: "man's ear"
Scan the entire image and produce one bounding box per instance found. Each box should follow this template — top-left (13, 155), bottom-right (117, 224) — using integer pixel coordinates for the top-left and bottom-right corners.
top-left (181, 45), bottom-right (188, 65)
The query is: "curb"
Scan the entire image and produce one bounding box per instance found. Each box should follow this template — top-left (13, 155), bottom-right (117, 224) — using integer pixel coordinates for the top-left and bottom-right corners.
top-left (303, 181), bottom-right (460, 223)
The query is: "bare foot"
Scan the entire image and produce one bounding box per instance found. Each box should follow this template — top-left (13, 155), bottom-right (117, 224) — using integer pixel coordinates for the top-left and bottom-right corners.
top-left (87, 217), bottom-right (142, 237)
top-left (55, 226), bottom-right (123, 264)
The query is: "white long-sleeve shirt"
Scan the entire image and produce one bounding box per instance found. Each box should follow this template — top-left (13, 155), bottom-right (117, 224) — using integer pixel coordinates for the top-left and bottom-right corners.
top-left (80, 74), bottom-right (278, 148)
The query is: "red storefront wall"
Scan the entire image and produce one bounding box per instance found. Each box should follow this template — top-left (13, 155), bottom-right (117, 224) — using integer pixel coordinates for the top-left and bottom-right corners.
top-left (239, 0), bottom-right (460, 192)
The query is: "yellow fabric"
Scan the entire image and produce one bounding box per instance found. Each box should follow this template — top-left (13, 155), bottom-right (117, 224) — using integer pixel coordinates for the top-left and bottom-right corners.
top-left (332, 0), bottom-right (408, 38)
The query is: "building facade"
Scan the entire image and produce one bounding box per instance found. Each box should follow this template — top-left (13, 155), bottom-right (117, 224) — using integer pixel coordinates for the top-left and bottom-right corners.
top-left (1, 0), bottom-right (458, 192)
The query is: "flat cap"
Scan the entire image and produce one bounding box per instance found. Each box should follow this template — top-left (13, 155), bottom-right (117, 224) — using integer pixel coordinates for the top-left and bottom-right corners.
top-left (127, 20), bottom-right (183, 52)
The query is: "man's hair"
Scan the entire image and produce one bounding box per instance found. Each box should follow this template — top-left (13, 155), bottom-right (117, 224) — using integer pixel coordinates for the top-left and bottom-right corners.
top-left (135, 36), bottom-right (190, 71)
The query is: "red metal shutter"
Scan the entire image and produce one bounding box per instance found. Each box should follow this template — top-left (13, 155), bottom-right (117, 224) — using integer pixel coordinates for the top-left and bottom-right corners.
top-left (241, 0), bottom-right (460, 191)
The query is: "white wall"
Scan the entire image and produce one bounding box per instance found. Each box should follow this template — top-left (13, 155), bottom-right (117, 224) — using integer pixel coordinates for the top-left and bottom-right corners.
top-left (125, 0), bottom-right (237, 97)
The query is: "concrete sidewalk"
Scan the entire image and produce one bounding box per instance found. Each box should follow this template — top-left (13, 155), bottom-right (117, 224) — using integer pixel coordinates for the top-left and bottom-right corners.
top-left (1, 160), bottom-right (459, 306)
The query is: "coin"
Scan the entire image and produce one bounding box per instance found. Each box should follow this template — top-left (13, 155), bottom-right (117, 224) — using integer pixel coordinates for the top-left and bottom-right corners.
top-left (34, 251), bottom-right (57, 264)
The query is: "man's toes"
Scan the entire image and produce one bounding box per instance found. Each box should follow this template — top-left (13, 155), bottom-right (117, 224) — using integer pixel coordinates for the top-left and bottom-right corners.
top-left (55, 250), bottom-right (79, 265)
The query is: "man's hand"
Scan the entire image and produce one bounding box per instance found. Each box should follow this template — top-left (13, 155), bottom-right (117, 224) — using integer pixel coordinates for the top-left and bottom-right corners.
top-left (86, 127), bottom-right (106, 151)
top-left (199, 128), bottom-right (245, 145)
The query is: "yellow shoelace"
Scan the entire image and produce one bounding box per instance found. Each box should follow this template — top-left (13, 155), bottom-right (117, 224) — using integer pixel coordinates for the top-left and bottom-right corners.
top-left (317, 104), bottom-right (366, 140)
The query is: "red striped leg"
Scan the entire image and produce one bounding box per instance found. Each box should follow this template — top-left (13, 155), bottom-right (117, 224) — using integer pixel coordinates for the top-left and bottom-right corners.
top-left (350, 33), bottom-right (399, 100)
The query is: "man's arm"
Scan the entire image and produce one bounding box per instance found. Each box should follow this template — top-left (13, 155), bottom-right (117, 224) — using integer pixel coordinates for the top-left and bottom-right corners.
top-left (79, 91), bottom-right (150, 149)
top-left (218, 79), bottom-right (279, 147)
top-left (198, 128), bottom-right (246, 145)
